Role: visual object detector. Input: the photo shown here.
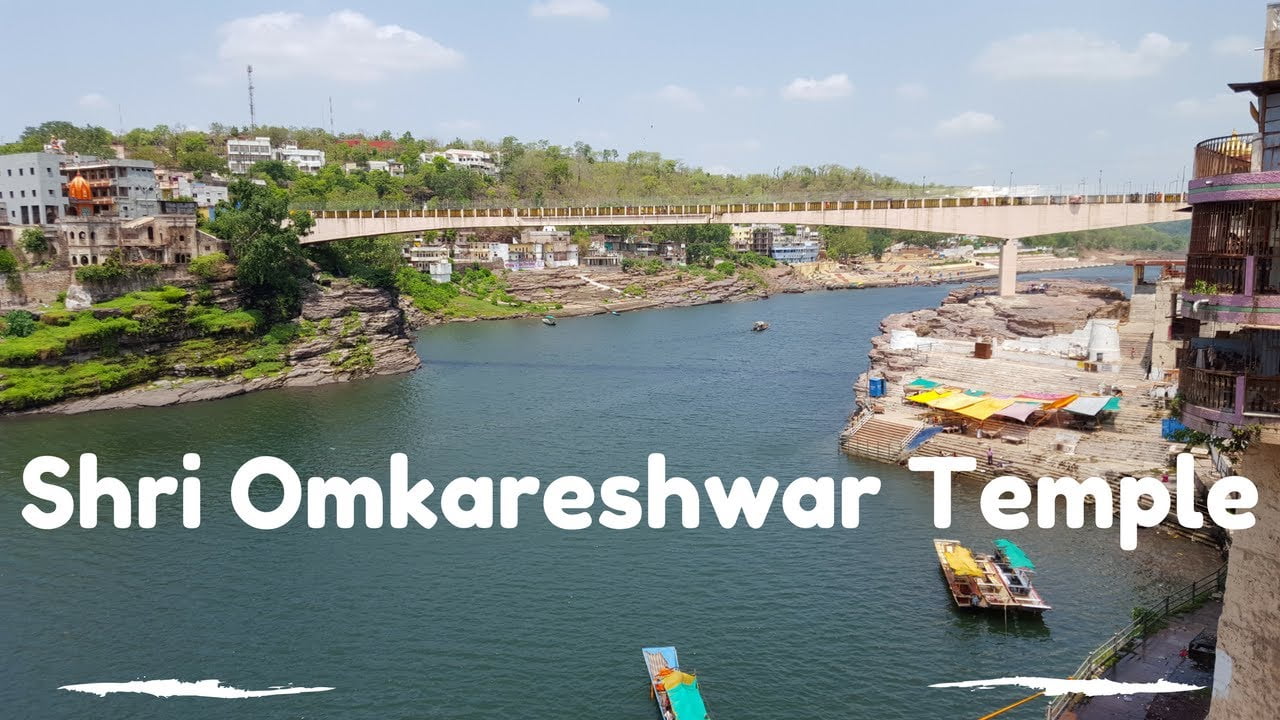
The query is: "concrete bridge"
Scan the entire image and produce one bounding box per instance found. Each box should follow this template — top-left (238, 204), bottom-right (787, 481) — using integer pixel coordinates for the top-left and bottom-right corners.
top-left (302, 192), bottom-right (1188, 245)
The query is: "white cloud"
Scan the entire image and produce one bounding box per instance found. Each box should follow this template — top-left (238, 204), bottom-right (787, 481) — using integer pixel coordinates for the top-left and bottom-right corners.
top-left (973, 30), bottom-right (1186, 80)
top-left (215, 11), bottom-right (462, 83)
top-left (895, 82), bottom-right (928, 101)
top-left (1173, 93), bottom-right (1245, 118)
top-left (78, 92), bottom-right (108, 108)
top-left (935, 111), bottom-right (1002, 136)
top-left (781, 73), bottom-right (852, 101)
top-left (530, 0), bottom-right (609, 19)
top-left (653, 84), bottom-right (703, 111)
top-left (1213, 35), bottom-right (1257, 57)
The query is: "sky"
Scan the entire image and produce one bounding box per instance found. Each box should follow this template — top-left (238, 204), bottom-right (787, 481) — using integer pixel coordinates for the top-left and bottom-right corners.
top-left (0, 0), bottom-right (1270, 191)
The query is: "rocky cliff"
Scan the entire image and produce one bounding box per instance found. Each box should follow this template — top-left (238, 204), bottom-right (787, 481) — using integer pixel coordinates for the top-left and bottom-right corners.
top-left (25, 279), bottom-right (419, 415)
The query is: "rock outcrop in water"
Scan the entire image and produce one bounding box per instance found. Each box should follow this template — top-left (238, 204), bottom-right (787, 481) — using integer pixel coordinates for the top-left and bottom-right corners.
top-left (28, 279), bottom-right (420, 415)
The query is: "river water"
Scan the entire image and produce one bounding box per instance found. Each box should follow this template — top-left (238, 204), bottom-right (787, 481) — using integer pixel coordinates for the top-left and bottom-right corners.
top-left (0, 266), bottom-right (1221, 720)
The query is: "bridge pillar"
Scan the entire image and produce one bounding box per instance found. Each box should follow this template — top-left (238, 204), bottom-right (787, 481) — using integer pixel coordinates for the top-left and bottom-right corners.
top-left (998, 239), bottom-right (1018, 296)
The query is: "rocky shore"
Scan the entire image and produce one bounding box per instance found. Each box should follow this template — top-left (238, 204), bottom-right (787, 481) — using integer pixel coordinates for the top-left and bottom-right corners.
top-left (22, 279), bottom-right (419, 415)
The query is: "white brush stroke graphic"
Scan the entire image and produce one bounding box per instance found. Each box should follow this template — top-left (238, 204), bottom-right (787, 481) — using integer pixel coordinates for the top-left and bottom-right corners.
top-left (59, 678), bottom-right (334, 698)
top-left (931, 676), bottom-right (1203, 697)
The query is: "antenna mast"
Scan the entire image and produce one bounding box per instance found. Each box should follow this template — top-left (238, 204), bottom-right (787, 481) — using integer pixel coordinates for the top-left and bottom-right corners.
top-left (247, 64), bottom-right (256, 128)
top-left (329, 96), bottom-right (335, 135)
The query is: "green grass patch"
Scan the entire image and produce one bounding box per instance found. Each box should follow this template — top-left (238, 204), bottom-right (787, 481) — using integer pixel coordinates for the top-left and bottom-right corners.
top-left (185, 306), bottom-right (262, 335)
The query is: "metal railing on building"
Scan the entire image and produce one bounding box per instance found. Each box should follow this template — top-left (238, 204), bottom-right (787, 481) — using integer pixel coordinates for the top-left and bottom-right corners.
top-left (1193, 133), bottom-right (1256, 179)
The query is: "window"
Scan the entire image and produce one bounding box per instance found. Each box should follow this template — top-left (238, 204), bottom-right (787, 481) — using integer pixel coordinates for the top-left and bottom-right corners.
top-left (17, 168), bottom-right (22, 176)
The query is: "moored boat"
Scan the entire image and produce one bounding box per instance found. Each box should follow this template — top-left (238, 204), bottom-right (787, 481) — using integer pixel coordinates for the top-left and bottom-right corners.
top-left (642, 646), bottom-right (710, 720)
top-left (989, 538), bottom-right (1051, 613)
top-left (933, 538), bottom-right (1049, 614)
top-left (752, 321), bottom-right (769, 332)
top-left (542, 315), bottom-right (556, 326)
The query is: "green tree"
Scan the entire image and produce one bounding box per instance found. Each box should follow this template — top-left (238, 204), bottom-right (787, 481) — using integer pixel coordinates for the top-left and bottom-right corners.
top-left (821, 226), bottom-right (870, 259)
top-left (0, 248), bottom-right (18, 273)
top-left (2, 310), bottom-right (37, 337)
top-left (178, 150), bottom-right (228, 176)
top-left (305, 236), bottom-right (404, 289)
top-left (19, 227), bottom-right (49, 256)
top-left (250, 159), bottom-right (299, 185)
top-left (205, 180), bottom-right (315, 321)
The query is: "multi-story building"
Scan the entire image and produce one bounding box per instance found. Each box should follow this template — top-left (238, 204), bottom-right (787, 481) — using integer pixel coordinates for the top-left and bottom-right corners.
top-left (0, 151), bottom-right (74, 225)
top-left (730, 224), bottom-right (753, 252)
top-left (274, 143), bottom-right (325, 174)
top-left (59, 158), bottom-right (159, 219)
top-left (403, 240), bottom-right (452, 283)
top-left (58, 200), bottom-right (226, 266)
top-left (423, 149), bottom-right (498, 175)
top-left (770, 239), bottom-right (820, 264)
top-left (225, 137), bottom-right (273, 174)
top-left (1176, 5), bottom-right (1280, 718)
top-left (157, 170), bottom-right (230, 210)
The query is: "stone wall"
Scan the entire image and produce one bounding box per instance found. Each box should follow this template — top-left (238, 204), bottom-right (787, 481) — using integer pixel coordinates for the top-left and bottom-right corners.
top-left (1208, 443), bottom-right (1280, 720)
top-left (0, 266), bottom-right (201, 309)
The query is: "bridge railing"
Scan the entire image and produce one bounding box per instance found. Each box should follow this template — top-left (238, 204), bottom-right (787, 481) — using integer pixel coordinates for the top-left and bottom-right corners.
top-left (306, 193), bottom-right (1187, 220)
top-left (1193, 133), bottom-right (1256, 179)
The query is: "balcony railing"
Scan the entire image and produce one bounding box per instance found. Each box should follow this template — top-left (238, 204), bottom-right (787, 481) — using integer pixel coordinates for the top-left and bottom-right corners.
top-left (1192, 133), bottom-right (1256, 179)
top-left (1181, 368), bottom-right (1238, 413)
top-left (1181, 367), bottom-right (1280, 416)
top-left (1184, 256), bottom-right (1246, 295)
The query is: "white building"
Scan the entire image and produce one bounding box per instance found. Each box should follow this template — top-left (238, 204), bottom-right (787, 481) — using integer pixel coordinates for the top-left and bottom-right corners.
top-left (365, 159), bottom-right (405, 177)
top-left (225, 137), bottom-right (273, 175)
top-left (274, 143), bottom-right (325, 174)
top-left (404, 242), bottom-right (452, 283)
top-left (423, 149), bottom-right (498, 175)
top-left (770, 239), bottom-right (820, 264)
top-left (0, 151), bottom-right (75, 225)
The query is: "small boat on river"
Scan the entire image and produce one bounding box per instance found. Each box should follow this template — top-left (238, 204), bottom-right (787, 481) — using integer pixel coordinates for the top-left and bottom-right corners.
top-left (752, 321), bottom-right (769, 332)
top-left (542, 315), bottom-right (556, 326)
top-left (933, 538), bottom-right (1050, 614)
top-left (642, 646), bottom-right (710, 720)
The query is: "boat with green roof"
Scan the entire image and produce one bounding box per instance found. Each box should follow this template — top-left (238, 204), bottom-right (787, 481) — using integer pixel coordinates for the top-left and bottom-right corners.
top-left (988, 538), bottom-right (1051, 613)
top-left (642, 646), bottom-right (711, 720)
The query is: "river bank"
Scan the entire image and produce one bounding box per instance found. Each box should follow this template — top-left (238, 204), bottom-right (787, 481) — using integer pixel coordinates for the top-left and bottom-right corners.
top-left (3, 278), bottom-right (419, 416)
top-left (840, 276), bottom-right (1225, 545)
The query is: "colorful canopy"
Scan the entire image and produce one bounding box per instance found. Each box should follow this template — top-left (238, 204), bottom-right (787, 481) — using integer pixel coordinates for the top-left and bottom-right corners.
top-left (963, 389), bottom-right (988, 397)
top-left (1014, 392), bottom-right (1072, 401)
top-left (1102, 396), bottom-right (1121, 412)
top-left (665, 674), bottom-right (710, 720)
top-left (994, 402), bottom-right (1039, 422)
top-left (945, 546), bottom-right (983, 577)
top-left (954, 397), bottom-right (1016, 420)
top-left (905, 377), bottom-right (940, 389)
top-left (1043, 394), bottom-right (1079, 410)
top-left (932, 393), bottom-right (984, 411)
top-left (907, 389), bottom-right (954, 405)
top-left (1064, 396), bottom-right (1112, 417)
top-left (995, 539), bottom-right (1035, 570)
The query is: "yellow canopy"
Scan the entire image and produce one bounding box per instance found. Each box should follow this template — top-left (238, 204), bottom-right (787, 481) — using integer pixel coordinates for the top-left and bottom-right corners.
top-left (661, 670), bottom-right (698, 691)
top-left (931, 393), bottom-right (983, 410)
top-left (954, 398), bottom-right (1016, 420)
top-left (906, 389), bottom-right (954, 405)
top-left (945, 546), bottom-right (984, 577)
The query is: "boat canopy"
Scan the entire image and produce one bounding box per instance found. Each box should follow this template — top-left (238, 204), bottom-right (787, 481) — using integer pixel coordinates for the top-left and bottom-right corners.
top-left (907, 389), bottom-right (954, 405)
top-left (945, 546), bottom-right (984, 577)
top-left (664, 672), bottom-right (709, 720)
top-left (995, 539), bottom-right (1035, 570)
top-left (954, 398), bottom-right (1016, 420)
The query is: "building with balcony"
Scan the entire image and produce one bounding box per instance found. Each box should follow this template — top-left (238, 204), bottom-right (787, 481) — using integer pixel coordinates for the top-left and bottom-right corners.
top-left (59, 158), bottom-right (159, 219)
top-left (57, 200), bottom-right (226, 266)
top-left (423, 149), bottom-right (498, 175)
top-left (226, 137), bottom-right (273, 174)
top-left (770, 239), bottom-right (820, 264)
top-left (1177, 5), bottom-right (1280, 719)
top-left (274, 143), bottom-right (326, 174)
